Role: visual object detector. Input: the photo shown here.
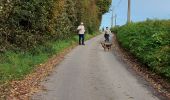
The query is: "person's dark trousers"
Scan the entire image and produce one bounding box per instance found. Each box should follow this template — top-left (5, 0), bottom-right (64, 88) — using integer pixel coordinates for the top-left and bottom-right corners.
top-left (104, 34), bottom-right (109, 42)
top-left (79, 34), bottom-right (85, 45)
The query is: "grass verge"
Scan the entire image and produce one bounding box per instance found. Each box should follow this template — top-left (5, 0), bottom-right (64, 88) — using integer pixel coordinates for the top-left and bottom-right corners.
top-left (0, 33), bottom-right (99, 85)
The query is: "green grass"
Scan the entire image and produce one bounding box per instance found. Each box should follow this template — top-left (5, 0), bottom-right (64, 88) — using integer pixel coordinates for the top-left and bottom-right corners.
top-left (0, 40), bottom-right (72, 83)
top-left (0, 33), bottom-right (99, 84)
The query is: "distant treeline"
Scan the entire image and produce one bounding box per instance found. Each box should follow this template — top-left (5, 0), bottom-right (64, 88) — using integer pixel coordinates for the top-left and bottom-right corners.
top-left (0, 0), bottom-right (111, 51)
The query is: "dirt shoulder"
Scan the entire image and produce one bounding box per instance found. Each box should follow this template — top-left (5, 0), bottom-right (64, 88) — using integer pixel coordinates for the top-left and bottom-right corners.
top-left (112, 34), bottom-right (170, 100)
top-left (2, 45), bottom-right (76, 100)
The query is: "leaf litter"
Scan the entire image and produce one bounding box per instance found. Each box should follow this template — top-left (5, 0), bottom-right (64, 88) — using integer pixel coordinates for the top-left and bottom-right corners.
top-left (112, 34), bottom-right (170, 100)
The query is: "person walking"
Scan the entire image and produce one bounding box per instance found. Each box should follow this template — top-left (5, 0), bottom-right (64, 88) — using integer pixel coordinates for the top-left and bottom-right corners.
top-left (104, 27), bottom-right (111, 42)
top-left (77, 22), bottom-right (85, 45)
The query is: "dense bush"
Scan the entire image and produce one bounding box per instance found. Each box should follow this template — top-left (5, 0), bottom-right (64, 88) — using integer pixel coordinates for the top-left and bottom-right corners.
top-left (112, 20), bottom-right (170, 79)
top-left (0, 0), bottom-right (111, 51)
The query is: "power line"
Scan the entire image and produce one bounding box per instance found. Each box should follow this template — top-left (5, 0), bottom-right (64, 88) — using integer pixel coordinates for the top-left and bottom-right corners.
top-left (111, 0), bottom-right (123, 27)
top-left (110, 0), bottom-right (124, 27)
top-left (116, 0), bottom-right (123, 8)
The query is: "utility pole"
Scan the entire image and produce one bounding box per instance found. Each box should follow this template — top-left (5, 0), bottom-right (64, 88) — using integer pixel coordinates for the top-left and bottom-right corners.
top-left (115, 14), bottom-right (117, 26)
top-left (127, 0), bottom-right (131, 23)
top-left (111, 6), bottom-right (114, 27)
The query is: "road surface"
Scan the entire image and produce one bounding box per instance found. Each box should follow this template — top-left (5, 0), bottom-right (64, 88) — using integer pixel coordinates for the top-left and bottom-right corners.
top-left (32, 34), bottom-right (160, 100)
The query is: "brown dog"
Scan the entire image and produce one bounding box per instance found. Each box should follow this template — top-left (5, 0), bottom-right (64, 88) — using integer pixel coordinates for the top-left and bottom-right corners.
top-left (101, 42), bottom-right (112, 51)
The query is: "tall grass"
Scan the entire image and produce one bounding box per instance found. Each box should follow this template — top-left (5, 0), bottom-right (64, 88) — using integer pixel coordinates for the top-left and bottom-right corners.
top-left (0, 40), bottom-right (71, 83)
top-left (0, 33), bottom-right (98, 84)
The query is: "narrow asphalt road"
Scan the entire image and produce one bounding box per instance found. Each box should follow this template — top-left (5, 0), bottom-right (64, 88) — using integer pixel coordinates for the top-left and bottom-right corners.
top-left (32, 34), bottom-right (160, 100)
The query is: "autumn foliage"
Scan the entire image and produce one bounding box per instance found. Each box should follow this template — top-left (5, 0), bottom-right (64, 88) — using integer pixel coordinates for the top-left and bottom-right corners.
top-left (0, 0), bottom-right (111, 51)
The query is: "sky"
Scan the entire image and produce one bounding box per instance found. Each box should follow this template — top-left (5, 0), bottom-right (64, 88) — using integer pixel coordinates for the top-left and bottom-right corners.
top-left (101, 0), bottom-right (170, 28)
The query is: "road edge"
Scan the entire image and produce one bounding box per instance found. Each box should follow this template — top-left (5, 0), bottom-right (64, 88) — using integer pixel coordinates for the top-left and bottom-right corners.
top-left (111, 34), bottom-right (170, 100)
